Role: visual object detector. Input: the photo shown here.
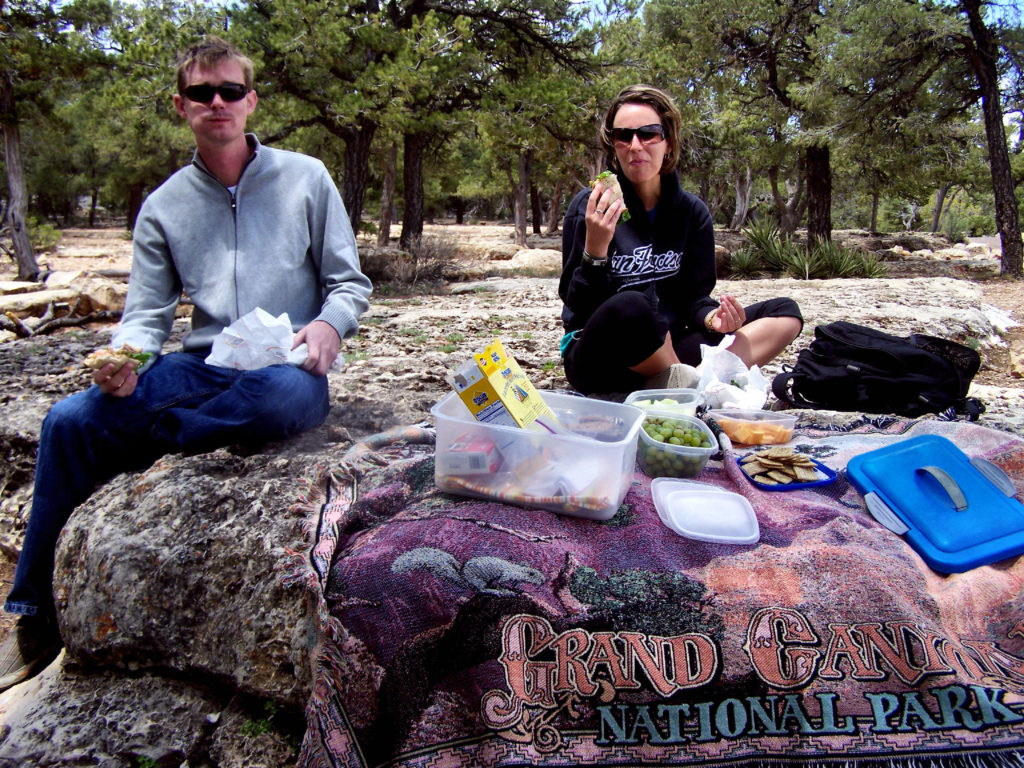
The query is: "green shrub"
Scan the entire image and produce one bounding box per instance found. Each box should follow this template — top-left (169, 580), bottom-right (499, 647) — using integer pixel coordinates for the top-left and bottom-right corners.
top-left (742, 217), bottom-right (780, 254)
top-left (741, 218), bottom-right (800, 272)
top-left (782, 247), bottom-right (827, 279)
top-left (966, 214), bottom-right (994, 237)
top-left (29, 219), bottom-right (62, 252)
top-left (813, 240), bottom-right (861, 278)
top-left (727, 247), bottom-right (764, 277)
top-left (854, 251), bottom-right (888, 278)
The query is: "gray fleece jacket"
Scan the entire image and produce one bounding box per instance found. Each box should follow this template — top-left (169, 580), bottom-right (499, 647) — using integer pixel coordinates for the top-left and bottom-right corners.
top-left (114, 135), bottom-right (372, 355)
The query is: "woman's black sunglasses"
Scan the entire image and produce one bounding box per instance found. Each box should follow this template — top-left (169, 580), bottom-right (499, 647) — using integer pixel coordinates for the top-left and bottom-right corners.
top-left (612, 124), bottom-right (666, 146)
top-left (182, 82), bottom-right (250, 104)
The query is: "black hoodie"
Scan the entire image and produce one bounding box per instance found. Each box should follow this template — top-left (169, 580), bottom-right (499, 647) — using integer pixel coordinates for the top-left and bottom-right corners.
top-left (559, 170), bottom-right (719, 336)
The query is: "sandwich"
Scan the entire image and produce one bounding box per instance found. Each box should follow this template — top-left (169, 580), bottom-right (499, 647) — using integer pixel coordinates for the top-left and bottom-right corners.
top-left (590, 171), bottom-right (630, 222)
top-left (84, 344), bottom-right (152, 371)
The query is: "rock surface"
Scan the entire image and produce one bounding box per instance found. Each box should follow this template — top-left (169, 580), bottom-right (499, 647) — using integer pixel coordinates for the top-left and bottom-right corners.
top-left (0, 224), bottom-right (1021, 765)
top-left (55, 449), bottom-right (325, 708)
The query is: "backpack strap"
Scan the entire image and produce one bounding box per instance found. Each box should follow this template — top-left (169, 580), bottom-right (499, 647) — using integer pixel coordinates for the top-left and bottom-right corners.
top-left (960, 397), bottom-right (985, 422)
top-left (771, 367), bottom-right (816, 409)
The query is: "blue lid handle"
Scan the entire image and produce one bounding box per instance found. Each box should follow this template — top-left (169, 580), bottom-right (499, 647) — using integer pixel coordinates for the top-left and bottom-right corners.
top-left (917, 465), bottom-right (968, 511)
top-left (970, 457), bottom-right (1016, 497)
top-left (864, 492), bottom-right (910, 535)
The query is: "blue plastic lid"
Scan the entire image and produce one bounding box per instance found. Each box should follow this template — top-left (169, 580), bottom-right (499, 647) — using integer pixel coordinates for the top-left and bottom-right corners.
top-left (847, 435), bottom-right (1024, 573)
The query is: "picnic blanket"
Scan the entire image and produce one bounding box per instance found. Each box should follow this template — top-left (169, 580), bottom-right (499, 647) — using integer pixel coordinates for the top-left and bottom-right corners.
top-left (288, 415), bottom-right (1024, 767)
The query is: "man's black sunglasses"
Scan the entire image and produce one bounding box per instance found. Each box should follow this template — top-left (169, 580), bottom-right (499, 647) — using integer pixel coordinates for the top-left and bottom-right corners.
top-left (612, 124), bottom-right (666, 146)
top-left (182, 82), bottom-right (250, 104)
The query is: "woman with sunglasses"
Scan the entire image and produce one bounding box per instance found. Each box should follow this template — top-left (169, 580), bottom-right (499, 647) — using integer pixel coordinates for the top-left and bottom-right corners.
top-left (558, 84), bottom-right (803, 395)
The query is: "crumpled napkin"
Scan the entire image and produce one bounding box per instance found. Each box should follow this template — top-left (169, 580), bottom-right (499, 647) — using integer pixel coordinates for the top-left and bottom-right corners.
top-left (696, 335), bottom-right (768, 409)
top-left (205, 307), bottom-right (344, 372)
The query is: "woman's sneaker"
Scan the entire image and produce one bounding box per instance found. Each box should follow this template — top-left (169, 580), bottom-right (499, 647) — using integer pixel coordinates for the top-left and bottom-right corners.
top-left (645, 363), bottom-right (698, 390)
top-left (0, 614), bottom-right (63, 692)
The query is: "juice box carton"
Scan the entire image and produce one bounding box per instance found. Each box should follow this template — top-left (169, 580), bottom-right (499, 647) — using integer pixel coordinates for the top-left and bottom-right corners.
top-left (446, 338), bottom-right (560, 431)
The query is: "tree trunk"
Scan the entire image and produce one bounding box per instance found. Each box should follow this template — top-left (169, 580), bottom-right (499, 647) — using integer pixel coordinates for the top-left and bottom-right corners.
top-left (400, 132), bottom-right (428, 251)
top-left (377, 141), bottom-right (397, 247)
top-left (768, 165), bottom-right (805, 235)
top-left (514, 150), bottom-right (531, 247)
top-left (931, 183), bottom-right (951, 233)
top-left (0, 74), bottom-right (40, 281)
top-left (805, 144), bottom-right (832, 244)
top-left (960, 0), bottom-right (1023, 277)
top-left (451, 197), bottom-right (467, 225)
top-left (340, 118), bottom-right (377, 237)
top-left (730, 166), bottom-right (753, 229)
top-left (530, 181), bottom-right (542, 235)
top-left (545, 184), bottom-right (562, 235)
top-left (128, 183), bottom-right (146, 232)
top-left (870, 192), bottom-right (880, 233)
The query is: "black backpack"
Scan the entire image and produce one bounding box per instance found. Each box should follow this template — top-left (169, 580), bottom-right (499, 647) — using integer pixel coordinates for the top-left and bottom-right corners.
top-left (771, 321), bottom-right (984, 419)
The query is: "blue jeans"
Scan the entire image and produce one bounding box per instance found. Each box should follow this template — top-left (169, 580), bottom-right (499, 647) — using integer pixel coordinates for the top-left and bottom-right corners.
top-left (4, 351), bottom-right (330, 618)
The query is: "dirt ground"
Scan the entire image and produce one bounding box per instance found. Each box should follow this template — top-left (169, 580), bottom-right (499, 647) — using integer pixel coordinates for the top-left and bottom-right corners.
top-left (26, 225), bottom-right (1021, 379)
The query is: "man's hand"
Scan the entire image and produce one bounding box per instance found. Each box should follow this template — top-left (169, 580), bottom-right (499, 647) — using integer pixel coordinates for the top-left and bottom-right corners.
top-left (94, 361), bottom-right (139, 397)
top-left (293, 320), bottom-right (342, 376)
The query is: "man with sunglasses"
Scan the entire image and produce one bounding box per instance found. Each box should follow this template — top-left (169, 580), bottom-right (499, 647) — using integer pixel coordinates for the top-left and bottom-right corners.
top-left (559, 84), bottom-right (802, 395)
top-left (0, 36), bottom-right (372, 690)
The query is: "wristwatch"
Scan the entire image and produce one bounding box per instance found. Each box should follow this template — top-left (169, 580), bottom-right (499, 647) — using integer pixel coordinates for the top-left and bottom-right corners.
top-left (582, 249), bottom-right (609, 266)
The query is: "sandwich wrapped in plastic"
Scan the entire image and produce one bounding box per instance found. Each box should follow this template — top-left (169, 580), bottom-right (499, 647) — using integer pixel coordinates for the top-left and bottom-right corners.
top-left (205, 307), bottom-right (344, 372)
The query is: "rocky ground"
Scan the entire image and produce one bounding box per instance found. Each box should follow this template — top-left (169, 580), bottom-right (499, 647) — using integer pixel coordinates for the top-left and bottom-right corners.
top-left (0, 223), bottom-right (1021, 761)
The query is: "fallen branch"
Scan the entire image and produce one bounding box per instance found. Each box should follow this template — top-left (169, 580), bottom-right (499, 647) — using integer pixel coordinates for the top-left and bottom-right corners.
top-left (2, 297), bottom-right (121, 338)
top-left (33, 308), bottom-right (121, 336)
top-left (3, 311), bottom-right (33, 337)
top-left (0, 314), bottom-right (19, 334)
top-left (27, 300), bottom-right (64, 330)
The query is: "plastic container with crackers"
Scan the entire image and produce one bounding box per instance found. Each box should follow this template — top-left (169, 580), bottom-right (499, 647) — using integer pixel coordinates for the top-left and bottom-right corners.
top-left (737, 446), bottom-right (837, 491)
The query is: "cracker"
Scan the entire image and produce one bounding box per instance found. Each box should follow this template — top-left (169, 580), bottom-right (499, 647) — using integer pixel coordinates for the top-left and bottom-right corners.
top-left (742, 447), bottom-right (826, 486)
top-left (793, 466), bottom-right (820, 482)
top-left (742, 461), bottom-right (768, 476)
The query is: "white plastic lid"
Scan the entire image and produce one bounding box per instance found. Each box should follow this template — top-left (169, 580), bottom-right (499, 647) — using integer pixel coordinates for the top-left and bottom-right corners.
top-left (651, 478), bottom-right (760, 544)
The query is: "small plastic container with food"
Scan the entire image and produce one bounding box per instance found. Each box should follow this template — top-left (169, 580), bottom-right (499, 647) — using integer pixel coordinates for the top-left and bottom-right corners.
top-left (624, 388), bottom-right (702, 417)
top-left (704, 409), bottom-right (796, 445)
top-left (637, 411), bottom-right (717, 478)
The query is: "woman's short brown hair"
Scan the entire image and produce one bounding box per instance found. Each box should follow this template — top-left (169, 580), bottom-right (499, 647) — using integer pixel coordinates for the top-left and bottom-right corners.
top-left (600, 84), bottom-right (682, 174)
top-left (176, 36), bottom-right (255, 93)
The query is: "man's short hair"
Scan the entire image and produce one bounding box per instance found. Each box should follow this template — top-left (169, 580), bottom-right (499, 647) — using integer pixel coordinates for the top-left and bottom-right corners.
top-left (176, 36), bottom-right (255, 93)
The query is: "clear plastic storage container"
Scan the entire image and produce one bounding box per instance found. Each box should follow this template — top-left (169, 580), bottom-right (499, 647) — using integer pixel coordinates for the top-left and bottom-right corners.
top-left (636, 411), bottom-right (717, 479)
top-left (623, 388), bottom-right (702, 417)
top-left (705, 409), bottom-right (796, 445)
top-left (431, 391), bottom-right (644, 520)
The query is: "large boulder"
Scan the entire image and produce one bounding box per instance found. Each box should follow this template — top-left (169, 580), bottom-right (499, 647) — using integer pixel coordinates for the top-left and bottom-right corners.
top-left (0, 657), bottom-right (299, 766)
top-left (54, 442), bottom-right (344, 709)
top-left (0, 429), bottom-right (349, 764)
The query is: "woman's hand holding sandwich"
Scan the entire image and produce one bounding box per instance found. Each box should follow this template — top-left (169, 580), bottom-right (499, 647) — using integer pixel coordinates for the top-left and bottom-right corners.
top-left (585, 178), bottom-right (625, 259)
